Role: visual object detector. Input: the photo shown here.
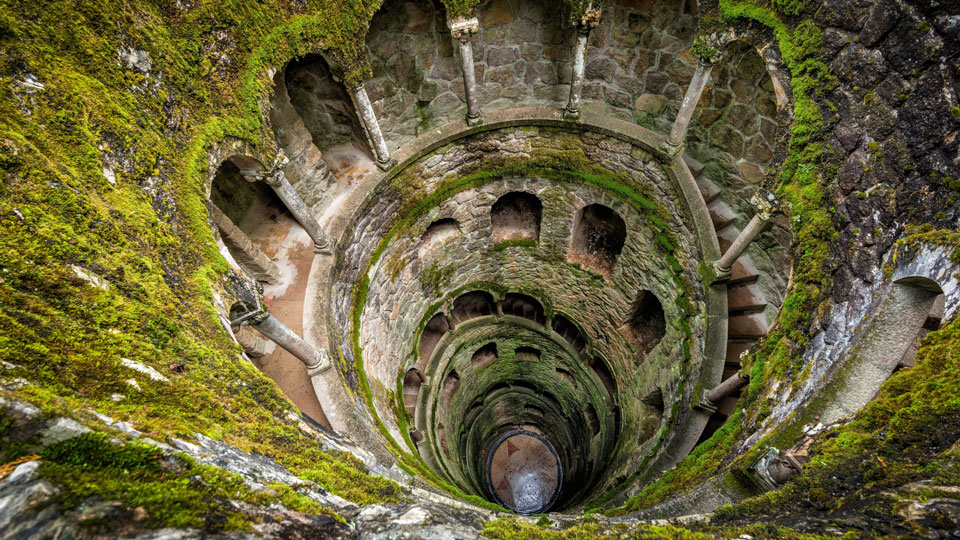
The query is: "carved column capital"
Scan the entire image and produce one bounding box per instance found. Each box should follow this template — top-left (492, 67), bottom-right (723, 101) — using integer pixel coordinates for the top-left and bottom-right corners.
top-left (448, 16), bottom-right (480, 42)
top-left (576, 7), bottom-right (602, 35)
top-left (750, 191), bottom-right (778, 222)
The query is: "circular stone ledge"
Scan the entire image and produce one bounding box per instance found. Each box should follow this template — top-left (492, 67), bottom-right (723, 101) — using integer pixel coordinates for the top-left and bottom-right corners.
top-left (322, 109), bottom-right (729, 509)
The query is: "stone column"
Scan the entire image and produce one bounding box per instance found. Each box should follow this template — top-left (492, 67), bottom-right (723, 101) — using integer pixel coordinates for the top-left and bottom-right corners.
top-left (661, 58), bottom-right (714, 157)
top-left (564, 8), bottom-right (602, 119)
top-left (449, 17), bottom-right (482, 126)
top-left (252, 313), bottom-right (331, 374)
top-left (699, 372), bottom-right (749, 410)
top-left (262, 169), bottom-right (334, 254)
top-left (348, 84), bottom-right (394, 170)
top-left (713, 193), bottom-right (775, 281)
top-left (229, 280), bottom-right (331, 374)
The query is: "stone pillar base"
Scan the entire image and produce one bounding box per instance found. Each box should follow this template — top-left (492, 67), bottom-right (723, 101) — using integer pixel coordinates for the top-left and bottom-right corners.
top-left (376, 157), bottom-right (397, 171)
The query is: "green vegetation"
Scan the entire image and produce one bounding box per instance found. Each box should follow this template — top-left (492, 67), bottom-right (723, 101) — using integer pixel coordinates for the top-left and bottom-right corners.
top-left (614, 0), bottom-right (839, 513)
top-left (0, 0), bottom-right (402, 527)
top-left (38, 432), bottom-right (336, 530)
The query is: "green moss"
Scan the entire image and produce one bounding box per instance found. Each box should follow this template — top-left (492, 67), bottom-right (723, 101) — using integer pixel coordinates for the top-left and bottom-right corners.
top-left (38, 432), bottom-right (339, 530)
top-left (493, 238), bottom-right (537, 250)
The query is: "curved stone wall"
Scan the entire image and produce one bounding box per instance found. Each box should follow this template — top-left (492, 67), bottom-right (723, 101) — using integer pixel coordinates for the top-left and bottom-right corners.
top-left (328, 120), bottom-right (716, 509)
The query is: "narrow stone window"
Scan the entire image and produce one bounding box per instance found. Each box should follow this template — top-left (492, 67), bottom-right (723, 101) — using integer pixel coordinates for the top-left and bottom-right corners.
top-left (451, 291), bottom-right (496, 325)
top-left (553, 314), bottom-right (587, 356)
top-left (623, 290), bottom-right (666, 356)
top-left (419, 312), bottom-right (450, 360)
top-left (491, 192), bottom-right (542, 245)
top-left (589, 357), bottom-right (616, 396)
top-left (515, 347), bottom-right (541, 362)
top-left (441, 369), bottom-right (461, 408)
top-left (501, 293), bottom-right (546, 325)
top-left (471, 343), bottom-right (498, 369)
top-left (568, 204), bottom-right (627, 277)
top-left (419, 218), bottom-right (461, 257)
top-left (555, 368), bottom-right (577, 389)
top-left (402, 368), bottom-right (424, 419)
top-left (585, 404), bottom-right (600, 437)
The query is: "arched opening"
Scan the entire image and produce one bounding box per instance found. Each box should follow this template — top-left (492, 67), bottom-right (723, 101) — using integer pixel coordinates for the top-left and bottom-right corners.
top-left (364, 0), bottom-right (452, 148)
top-left (514, 347), bottom-right (541, 362)
top-left (622, 290), bottom-right (666, 356)
top-left (589, 357), bottom-right (616, 397)
top-left (553, 314), bottom-right (587, 356)
top-left (818, 276), bottom-right (946, 425)
top-left (419, 218), bottom-right (461, 257)
top-left (210, 158), bottom-right (290, 285)
top-left (491, 192), bottom-right (543, 245)
top-left (472, 343), bottom-right (499, 370)
top-left (441, 369), bottom-right (461, 408)
top-left (403, 368), bottom-right (425, 419)
top-left (568, 204), bottom-right (627, 277)
top-left (283, 54), bottom-right (369, 167)
top-left (501, 293), bottom-right (546, 325)
top-left (419, 312), bottom-right (450, 360)
top-left (451, 291), bottom-right (496, 325)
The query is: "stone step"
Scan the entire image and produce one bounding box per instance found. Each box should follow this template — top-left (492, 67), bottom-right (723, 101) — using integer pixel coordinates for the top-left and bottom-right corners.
top-left (729, 257), bottom-right (761, 285)
top-left (726, 340), bottom-right (754, 366)
top-left (707, 199), bottom-right (737, 230)
top-left (695, 174), bottom-right (722, 205)
top-left (727, 283), bottom-right (767, 313)
top-left (682, 153), bottom-right (705, 177)
top-left (728, 313), bottom-right (769, 339)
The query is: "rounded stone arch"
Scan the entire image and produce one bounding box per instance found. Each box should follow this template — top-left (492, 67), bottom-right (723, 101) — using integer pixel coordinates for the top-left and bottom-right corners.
top-left (451, 290), bottom-right (497, 325)
top-left (403, 367), bottom-right (427, 419)
top-left (281, 52), bottom-right (366, 152)
top-left (491, 191), bottom-right (543, 244)
top-left (419, 311), bottom-right (452, 361)
top-left (568, 203), bottom-right (627, 277)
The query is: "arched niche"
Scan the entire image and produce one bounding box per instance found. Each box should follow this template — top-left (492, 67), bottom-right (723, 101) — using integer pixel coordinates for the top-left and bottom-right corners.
top-left (568, 204), bottom-right (626, 277)
top-left (491, 191), bottom-right (543, 245)
top-left (589, 357), bottom-right (616, 397)
top-left (210, 157), bottom-right (289, 284)
top-left (501, 293), bottom-right (546, 325)
top-left (364, 0), bottom-right (452, 147)
top-left (419, 312), bottom-right (450, 361)
top-left (441, 369), bottom-right (461, 408)
top-left (283, 54), bottom-right (364, 151)
top-left (402, 368), bottom-right (425, 419)
top-left (514, 346), bottom-right (541, 362)
top-left (553, 314), bottom-right (587, 356)
top-left (820, 276), bottom-right (945, 424)
top-left (451, 291), bottom-right (496, 325)
top-left (472, 342), bottom-right (499, 370)
top-left (622, 290), bottom-right (666, 356)
top-left (420, 218), bottom-right (461, 257)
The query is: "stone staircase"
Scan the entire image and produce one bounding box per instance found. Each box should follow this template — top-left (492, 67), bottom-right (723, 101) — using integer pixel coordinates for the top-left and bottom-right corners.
top-left (684, 154), bottom-right (772, 442)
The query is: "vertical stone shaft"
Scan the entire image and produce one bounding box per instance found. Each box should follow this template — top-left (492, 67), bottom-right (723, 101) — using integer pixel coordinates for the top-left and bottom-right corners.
top-left (252, 314), bottom-right (329, 373)
top-left (565, 32), bottom-right (589, 117)
top-left (459, 39), bottom-right (481, 123)
top-left (349, 84), bottom-right (392, 168)
top-left (714, 213), bottom-right (769, 274)
top-left (264, 171), bottom-right (333, 254)
top-left (668, 59), bottom-right (714, 146)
